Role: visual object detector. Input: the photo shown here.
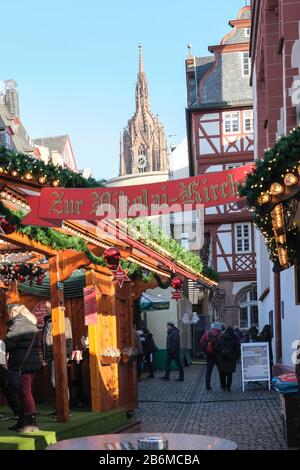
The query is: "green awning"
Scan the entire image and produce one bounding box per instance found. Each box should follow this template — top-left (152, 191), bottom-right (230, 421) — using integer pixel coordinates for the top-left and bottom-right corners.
top-left (18, 269), bottom-right (86, 298)
top-left (139, 292), bottom-right (169, 311)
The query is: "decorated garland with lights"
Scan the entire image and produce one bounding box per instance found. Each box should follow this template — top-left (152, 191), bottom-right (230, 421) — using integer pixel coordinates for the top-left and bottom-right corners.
top-left (0, 262), bottom-right (46, 287)
top-left (0, 146), bottom-right (106, 188)
top-left (239, 126), bottom-right (300, 268)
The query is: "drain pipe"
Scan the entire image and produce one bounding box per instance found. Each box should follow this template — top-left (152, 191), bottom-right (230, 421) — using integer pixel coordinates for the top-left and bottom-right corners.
top-left (274, 271), bottom-right (282, 363)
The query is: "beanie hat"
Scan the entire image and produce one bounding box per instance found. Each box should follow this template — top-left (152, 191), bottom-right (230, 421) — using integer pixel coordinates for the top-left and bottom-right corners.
top-left (210, 322), bottom-right (222, 331)
top-left (167, 322), bottom-right (175, 328)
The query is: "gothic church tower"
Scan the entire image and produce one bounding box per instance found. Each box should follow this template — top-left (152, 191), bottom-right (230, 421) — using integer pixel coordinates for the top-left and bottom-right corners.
top-left (119, 46), bottom-right (168, 176)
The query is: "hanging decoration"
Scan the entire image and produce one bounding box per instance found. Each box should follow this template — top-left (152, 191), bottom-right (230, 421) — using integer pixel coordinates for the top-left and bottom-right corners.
top-left (171, 277), bottom-right (184, 301)
top-left (112, 264), bottom-right (131, 288)
top-left (0, 262), bottom-right (47, 287)
top-left (239, 126), bottom-right (300, 269)
top-left (103, 247), bottom-right (121, 269)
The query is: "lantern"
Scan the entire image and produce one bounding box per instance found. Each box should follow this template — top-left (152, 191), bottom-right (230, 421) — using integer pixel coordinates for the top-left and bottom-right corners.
top-left (104, 247), bottom-right (121, 268)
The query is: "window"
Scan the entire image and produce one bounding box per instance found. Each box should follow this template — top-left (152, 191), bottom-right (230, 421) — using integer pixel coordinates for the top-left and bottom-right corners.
top-left (226, 163), bottom-right (244, 170)
top-left (4, 132), bottom-right (11, 147)
top-left (243, 51), bottom-right (251, 77)
top-left (238, 287), bottom-right (258, 329)
top-left (235, 223), bottom-right (251, 253)
top-left (243, 110), bottom-right (254, 132)
top-left (223, 112), bottom-right (240, 134)
top-left (245, 28), bottom-right (250, 37)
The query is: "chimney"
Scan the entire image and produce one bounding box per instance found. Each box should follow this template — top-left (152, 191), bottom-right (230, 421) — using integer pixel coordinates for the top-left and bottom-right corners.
top-left (4, 79), bottom-right (20, 117)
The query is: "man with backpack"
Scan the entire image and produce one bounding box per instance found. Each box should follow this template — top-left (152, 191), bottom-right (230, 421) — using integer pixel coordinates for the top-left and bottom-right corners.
top-left (200, 322), bottom-right (222, 390)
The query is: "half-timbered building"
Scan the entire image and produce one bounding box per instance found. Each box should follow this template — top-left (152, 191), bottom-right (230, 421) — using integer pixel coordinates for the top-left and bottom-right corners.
top-left (185, 5), bottom-right (257, 328)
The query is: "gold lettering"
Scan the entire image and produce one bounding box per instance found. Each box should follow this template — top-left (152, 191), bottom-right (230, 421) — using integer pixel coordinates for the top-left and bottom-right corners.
top-left (49, 191), bottom-right (64, 215)
top-left (90, 191), bottom-right (112, 215)
top-left (227, 174), bottom-right (237, 197)
top-left (202, 179), bottom-right (211, 203)
top-left (220, 182), bottom-right (229, 199)
top-left (173, 181), bottom-right (203, 204)
top-left (209, 184), bottom-right (219, 201)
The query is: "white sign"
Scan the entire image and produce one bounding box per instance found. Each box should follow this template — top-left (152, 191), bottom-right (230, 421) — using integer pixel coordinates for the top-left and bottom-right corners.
top-left (241, 342), bottom-right (271, 391)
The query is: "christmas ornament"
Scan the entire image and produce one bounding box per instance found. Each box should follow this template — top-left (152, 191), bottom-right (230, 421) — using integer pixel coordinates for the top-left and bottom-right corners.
top-left (104, 247), bottom-right (121, 268)
top-left (112, 264), bottom-right (130, 288)
top-left (171, 277), bottom-right (184, 290)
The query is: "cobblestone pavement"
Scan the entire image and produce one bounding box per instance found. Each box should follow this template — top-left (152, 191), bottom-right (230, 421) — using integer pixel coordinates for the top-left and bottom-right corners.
top-left (135, 363), bottom-right (298, 450)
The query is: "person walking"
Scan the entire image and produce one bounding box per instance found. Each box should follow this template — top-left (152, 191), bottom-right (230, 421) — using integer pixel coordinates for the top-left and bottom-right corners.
top-left (160, 322), bottom-right (184, 382)
top-left (257, 324), bottom-right (273, 379)
top-left (200, 322), bottom-right (222, 390)
top-left (142, 328), bottom-right (157, 378)
top-left (218, 327), bottom-right (240, 392)
top-left (4, 304), bottom-right (41, 432)
top-left (41, 301), bottom-right (73, 417)
top-left (243, 325), bottom-right (258, 343)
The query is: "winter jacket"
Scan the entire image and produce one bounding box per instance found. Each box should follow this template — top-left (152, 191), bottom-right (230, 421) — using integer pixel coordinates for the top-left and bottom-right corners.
top-left (5, 314), bottom-right (41, 373)
top-left (200, 328), bottom-right (222, 356)
top-left (217, 331), bottom-right (240, 374)
top-left (257, 331), bottom-right (273, 362)
top-left (166, 327), bottom-right (180, 356)
top-left (42, 315), bottom-right (73, 362)
top-left (143, 332), bottom-right (157, 355)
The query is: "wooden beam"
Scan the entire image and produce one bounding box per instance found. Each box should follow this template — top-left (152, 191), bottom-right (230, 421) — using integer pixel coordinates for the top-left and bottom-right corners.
top-left (0, 231), bottom-right (58, 256)
top-left (49, 256), bottom-right (69, 422)
top-left (86, 270), bottom-right (101, 412)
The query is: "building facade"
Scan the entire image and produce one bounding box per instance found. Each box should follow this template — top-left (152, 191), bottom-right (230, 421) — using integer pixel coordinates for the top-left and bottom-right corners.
top-left (119, 45), bottom-right (169, 177)
top-left (185, 6), bottom-right (257, 328)
top-left (251, 0), bottom-right (300, 370)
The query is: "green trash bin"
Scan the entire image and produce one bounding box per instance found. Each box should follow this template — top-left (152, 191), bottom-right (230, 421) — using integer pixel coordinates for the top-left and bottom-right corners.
top-left (153, 349), bottom-right (186, 371)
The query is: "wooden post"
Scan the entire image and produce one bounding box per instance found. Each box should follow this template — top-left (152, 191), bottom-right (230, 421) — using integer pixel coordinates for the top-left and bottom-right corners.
top-left (86, 269), bottom-right (101, 412)
top-left (49, 256), bottom-right (69, 422)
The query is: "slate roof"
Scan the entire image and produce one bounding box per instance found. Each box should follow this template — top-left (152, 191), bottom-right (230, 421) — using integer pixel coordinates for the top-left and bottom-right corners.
top-left (195, 56), bottom-right (215, 82)
top-left (33, 135), bottom-right (68, 154)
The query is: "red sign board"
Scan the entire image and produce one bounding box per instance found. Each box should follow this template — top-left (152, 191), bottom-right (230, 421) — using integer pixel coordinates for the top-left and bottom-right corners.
top-left (112, 264), bottom-right (130, 288)
top-left (83, 287), bottom-right (98, 325)
top-left (22, 165), bottom-right (253, 226)
top-left (172, 290), bottom-right (183, 301)
top-left (33, 301), bottom-right (48, 328)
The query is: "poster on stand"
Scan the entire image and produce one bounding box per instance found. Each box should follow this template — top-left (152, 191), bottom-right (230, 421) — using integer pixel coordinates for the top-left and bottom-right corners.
top-left (241, 342), bottom-right (271, 391)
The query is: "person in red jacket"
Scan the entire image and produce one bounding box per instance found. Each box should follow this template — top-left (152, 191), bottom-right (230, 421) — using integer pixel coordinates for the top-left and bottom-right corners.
top-left (200, 322), bottom-right (222, 390)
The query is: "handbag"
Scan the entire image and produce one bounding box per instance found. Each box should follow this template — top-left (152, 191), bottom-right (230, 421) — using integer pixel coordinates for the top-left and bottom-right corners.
top-left (5, 332), bottom-right (37, 389)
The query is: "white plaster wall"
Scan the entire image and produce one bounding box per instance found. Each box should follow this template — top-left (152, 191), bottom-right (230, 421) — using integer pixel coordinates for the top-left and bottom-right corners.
top-left (280, 267), bottom-right (300, 367)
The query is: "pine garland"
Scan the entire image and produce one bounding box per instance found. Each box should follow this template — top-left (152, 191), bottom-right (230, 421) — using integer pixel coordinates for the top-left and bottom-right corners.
top-left (0, 146), bottom-right (106, 188)
top-left (239, 126), bottom-right (300, 267)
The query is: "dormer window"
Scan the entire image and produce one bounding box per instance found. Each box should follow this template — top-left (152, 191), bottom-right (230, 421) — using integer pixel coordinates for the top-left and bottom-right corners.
top-left (5, 132), bottom-right (11, 146)
top-left (245, 28), bottom-right (250, 37)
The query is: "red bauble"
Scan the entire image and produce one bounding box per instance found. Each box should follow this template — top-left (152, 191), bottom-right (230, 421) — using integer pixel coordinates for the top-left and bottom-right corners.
top-left (104, 247), bottom-right (121, 267)
top-left (18, 275), bottom-right (25, 282)
top-left (37, 277), bottom-right (43, 285)
top-left (14, 265), bottom-right (20, 273)
top-left (171, 277), bottom-right (184, 290)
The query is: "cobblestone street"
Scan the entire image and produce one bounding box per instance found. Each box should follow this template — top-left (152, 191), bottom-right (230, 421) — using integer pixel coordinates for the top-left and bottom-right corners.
top-left (135, 363), bottom-right (295, 450)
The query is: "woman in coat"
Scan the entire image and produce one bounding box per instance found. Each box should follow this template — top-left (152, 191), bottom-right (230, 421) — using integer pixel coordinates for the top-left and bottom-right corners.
top-left (218, 327), bottom-right (240, 392)
top-left (258, 324), bottom-right (273, 379)
top-left (5, 304), bottom-right (41, 432)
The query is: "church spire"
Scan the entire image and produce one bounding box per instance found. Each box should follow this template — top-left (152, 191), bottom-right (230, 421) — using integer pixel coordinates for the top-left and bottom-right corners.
top-left (138, 43), bottom-right (144, 74)
top-left (136, 44), bottom-right (150, 111)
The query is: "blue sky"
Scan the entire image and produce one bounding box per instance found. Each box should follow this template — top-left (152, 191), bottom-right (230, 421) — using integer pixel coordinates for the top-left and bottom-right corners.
top-left (2, 0), bottom-right (247, 180)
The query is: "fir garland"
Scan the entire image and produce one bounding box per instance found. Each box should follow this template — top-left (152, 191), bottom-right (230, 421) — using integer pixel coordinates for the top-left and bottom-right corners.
top-left (0, 146), bottom-right (106, 188)
top-left (239, 126), bottom-right (300, 267)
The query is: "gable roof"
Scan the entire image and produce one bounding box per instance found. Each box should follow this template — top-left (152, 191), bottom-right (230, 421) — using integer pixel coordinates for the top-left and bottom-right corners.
top-left (33, 135), bottom-right (68, 154)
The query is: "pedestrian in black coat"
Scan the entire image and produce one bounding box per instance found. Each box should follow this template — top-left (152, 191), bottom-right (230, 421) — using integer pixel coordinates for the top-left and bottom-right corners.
top-left (4, 304), bottom-right (41, 432)
top-left (142, 329), bottom-right (157, 378)
top-left (161, 322), bottom-right (184, 381)
top-left (257, 324), bottom-right (273, 378)
top-left (218, 327), bottom-right (240, 391)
